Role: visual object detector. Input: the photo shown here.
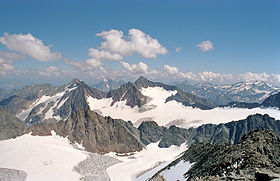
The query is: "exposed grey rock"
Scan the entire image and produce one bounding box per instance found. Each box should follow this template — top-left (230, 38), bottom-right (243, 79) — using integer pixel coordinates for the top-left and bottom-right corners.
top-left (138, 114), bottom-right (280, 148)
top-left (0, 168), bottom-right (27, 181)
top-left (27, 108), bottom-right (144, 154)
top-left (0, 106), bottom-right (27, 141)
top-left (151, 129), bottom-right (280, 181)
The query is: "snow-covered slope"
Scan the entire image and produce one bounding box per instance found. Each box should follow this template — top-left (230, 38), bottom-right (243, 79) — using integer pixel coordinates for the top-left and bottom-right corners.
top-left (87, 86), bottom-right (280, 128)
top-left (17, 86), bottom-right (77, 122)
top-left (106, 142), bottom-right (187, 181)
top-left (0, 131), bottom-right (88, 181)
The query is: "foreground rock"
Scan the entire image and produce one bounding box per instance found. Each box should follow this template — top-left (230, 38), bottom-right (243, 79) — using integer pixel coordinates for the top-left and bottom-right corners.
top-left (152, 129), bottom-right (280, 180)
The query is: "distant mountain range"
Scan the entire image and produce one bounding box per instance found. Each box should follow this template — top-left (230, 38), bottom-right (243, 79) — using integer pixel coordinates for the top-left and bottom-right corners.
top-left (92, 78), bottom-right (125, 92)
top-left (177, 81), bottom-right (280, 105)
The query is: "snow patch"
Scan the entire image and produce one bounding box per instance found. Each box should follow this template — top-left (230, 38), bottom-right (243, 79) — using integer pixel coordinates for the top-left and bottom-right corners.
top-left (161, 160), bottom-right (193, 181)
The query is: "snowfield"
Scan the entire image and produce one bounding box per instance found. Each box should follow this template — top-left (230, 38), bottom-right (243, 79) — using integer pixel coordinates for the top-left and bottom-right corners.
top-left (87, 86), bottom-right (280, 128)
top-left (0, 131), bottom-right (88, 181)
top-left (106, 142), bottom-right (188, 181)
top-left (161, 160), bottom-right (193, 181)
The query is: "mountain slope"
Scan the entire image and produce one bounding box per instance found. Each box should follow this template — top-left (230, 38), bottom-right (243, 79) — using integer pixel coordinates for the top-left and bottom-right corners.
top-left (0, 106), bottom-right (27, 140)
top-left (152, 129), bottom-right (280, 181)
top-left (107, 76), bottom-right (216, 110)
top-left (138, 114), bottom-right (280, 148)
top-left (27, 108), bottom-right (143, 154)
top-left (0, 79), bottom-right (106, 124)
top-left (262, 92), bottom-right (280, 109)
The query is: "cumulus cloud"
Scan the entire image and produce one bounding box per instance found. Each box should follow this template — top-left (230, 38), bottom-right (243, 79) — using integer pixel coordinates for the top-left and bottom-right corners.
top-left (88, 48), bottom-right (122, 61)
top-left (120, 61), bottom-right (149, 74)
top-left (0, 50), bottom-right (25, 75)
top-left (0, 33), bottom-right (62, 61)
top-left (97, 28), bottom-right (168, 58)
top-left (86, 58), bottom-right (102, 68)
top-left (164, 65), bottom-right (181, 75)
top-left (38, 66), bottom-right (60, 77)
top-left (196, 40), bottom-right (214, 52)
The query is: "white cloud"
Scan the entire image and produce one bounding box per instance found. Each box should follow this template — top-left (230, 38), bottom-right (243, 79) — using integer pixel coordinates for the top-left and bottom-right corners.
top-left (0, 50), bottom-right (25, 75)
top-left (38, 66), bottom-right (60, 77)
top-left (0, 58), bottom-right (16, 76)
top-left (0, 33), bottom-right (62, 61)
top-left (97, 28), bottom-right (168, 58)
top-left (163, 64), bottom-right (180, 75)
top-left (88, 48), bottom-right (122, 61)
top-left (120, 61), bottom-right (149, 74)
top-left (86, 58), bottom-right (102, 68)
top-left (175, 47), bottom-right (181, 53)
top-left (196, 40), bottom-right (214, 52)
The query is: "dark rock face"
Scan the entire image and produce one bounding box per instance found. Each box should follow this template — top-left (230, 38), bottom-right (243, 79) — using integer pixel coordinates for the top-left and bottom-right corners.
top-left (27, 108), bottom-right (143, 154)
top-left (0, 106), bottom-right (27, 141)
top-left (183, 130), bottom-right (280, 180)
top-left (107, 82), bottom-right (147, 108)
top-left (262, 92), bottom-right (280, 109)
top-left (152, 130), bottom-right (280, 181)
top-left (139, 114), bottom-right (280, 148)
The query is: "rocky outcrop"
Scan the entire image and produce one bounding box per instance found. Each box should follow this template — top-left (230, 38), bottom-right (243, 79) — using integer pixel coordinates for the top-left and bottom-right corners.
top-left (107, 81), bottom-right (147, 108)
top-left (0, 106), bottom-right (27, 141)
top-left (109, 76), bottom-right (216, 110)
top-left (152, 129), bottom-right (280, 180)
top-left (262, 92), bottom-right (280, 109)
top-left (139, 114), bottom-right (280, 148)
top-left (27, 108), bottom-right (143, 154)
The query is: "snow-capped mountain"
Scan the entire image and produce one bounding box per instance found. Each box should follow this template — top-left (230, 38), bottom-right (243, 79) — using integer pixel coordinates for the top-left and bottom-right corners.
top-left (92, 78), bottom-right (125, 92)
top-left (177, 80), bottom-right (280, 105)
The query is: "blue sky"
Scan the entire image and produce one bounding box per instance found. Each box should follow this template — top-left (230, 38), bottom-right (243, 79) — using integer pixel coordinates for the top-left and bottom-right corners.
top-left (0, 0), bottom-right (279, 87)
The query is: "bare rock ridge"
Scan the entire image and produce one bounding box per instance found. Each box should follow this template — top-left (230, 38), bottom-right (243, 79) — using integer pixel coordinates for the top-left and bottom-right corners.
top-left (0, 106), bottom-right (27, 141)
top-left (109, 76), bottom-right (217, 110)
top-left (27, 108), bottom-right (143, 154)
top-left (138, 114), bottom-right (280, 148)
top-left (152, 129), bottom-right (280, 180)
